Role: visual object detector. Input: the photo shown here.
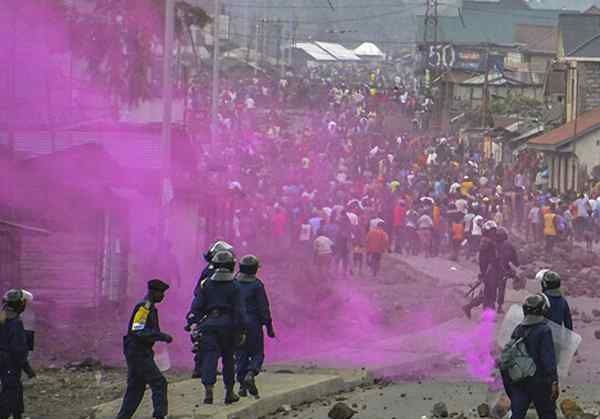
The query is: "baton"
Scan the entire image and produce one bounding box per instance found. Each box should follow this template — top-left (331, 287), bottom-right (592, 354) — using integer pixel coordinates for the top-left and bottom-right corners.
top-left (465, 280), bottom-right (482, 298)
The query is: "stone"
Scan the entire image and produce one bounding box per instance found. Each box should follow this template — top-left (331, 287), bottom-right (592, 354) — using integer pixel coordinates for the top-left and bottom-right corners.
top-left (432, 402), bottom-right (449, 418)
top-left (595, 330), bottom-right (600, 340)
top-left (491, 394), bottom-right (511, 419)
top-left (581, 312), bottom-right (593, 324)
top-left (328, 402), bottom-right (357, 419)
top-left (477, 403), bottom-right (491, 418)
top-left (560, 399), bottom-right (585, 419)
top-left (282, 404), bottom-right (293, 413)
top-left (592, 309), bottom-right (600, 318)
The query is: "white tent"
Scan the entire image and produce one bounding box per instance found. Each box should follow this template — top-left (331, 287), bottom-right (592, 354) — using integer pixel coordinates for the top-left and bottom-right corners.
top-left (354, 42), bottom-right (384, 58)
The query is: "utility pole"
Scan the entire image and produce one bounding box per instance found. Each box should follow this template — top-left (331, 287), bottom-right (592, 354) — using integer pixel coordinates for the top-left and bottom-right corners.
top-left (161, 0), bottom-right (175, 206)
top-left (210, 0), bottom-right (221, 148)
top-left (481, 44), bottom-right (491, 128)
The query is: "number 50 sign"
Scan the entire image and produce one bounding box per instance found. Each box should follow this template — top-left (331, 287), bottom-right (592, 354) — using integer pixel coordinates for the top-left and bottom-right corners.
top-left (427, 44), bottom-right (457, 69)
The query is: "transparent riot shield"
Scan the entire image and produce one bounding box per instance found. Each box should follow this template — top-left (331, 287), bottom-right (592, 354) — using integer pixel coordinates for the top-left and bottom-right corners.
top-left (497, 304), bottom-right (582, 378)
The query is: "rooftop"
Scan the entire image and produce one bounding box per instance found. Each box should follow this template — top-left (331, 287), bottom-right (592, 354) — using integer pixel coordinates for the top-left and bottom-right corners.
top-left (528, 107), bottom-right (600, 148)
top-left (559, 13), bottom-right (600, 58)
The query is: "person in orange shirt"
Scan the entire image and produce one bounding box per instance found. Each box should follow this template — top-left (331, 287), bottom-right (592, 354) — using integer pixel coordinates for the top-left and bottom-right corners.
top-left (366, 221), bottom-right (390, 277)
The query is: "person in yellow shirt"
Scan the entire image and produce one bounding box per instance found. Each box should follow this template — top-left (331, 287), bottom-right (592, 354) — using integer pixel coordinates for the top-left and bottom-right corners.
top-left (461, 176), bottom-right (475, 198)
top-left (543, 206), bottom-right (558, 255)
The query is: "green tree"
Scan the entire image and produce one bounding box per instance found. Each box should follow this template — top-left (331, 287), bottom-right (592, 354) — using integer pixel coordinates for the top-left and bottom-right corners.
top-left (67, 0), bottom-right (210, 106)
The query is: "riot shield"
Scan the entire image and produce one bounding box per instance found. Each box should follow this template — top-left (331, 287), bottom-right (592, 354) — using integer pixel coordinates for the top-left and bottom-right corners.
top-left (497, 304), bottom-right (582, 378)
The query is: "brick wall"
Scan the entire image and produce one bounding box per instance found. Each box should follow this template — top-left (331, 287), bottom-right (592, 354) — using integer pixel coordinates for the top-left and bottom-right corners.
top-left (579, 62), bottom-right (600, 114)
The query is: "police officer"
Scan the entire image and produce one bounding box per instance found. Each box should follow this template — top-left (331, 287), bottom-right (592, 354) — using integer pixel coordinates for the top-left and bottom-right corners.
top-left (191, 251), bottom-right (248, 405)
top-left (496, 227), bottom-right (519, 314)
top-left (187, 241), bottom-right (235, 378)
top-left (538, 270), bottom-right (573, 330)
top-left (234, 255), bottom-right (275, 398)
top-left (502, 294), bottom-right (559, 419)
top-left (463, 221), bottom-right (501, 318)
top-left (115, 279), bottom-right (172, 419)
top-left (0, 289), bottom-right (34, 419)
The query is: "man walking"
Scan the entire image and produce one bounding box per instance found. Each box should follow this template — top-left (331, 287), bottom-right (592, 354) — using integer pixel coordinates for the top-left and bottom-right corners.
top-left (116, 279), bottom-right (172, 419)
top-left (366, 221), bottom-right (390, 277)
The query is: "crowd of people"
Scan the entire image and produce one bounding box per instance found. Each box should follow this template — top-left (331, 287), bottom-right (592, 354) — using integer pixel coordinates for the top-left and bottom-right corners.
top-left (194, 65), bottom-right (600, 283)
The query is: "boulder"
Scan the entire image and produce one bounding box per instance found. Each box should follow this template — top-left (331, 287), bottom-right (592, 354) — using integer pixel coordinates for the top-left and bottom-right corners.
top-left (477, 403), bottom-right (491, 418)
top-left (560, 399), bottom-right (585, 419)
top-left (432, 402), bottom-right (449, 418)
top-left (491, 394), bottom-right (511, 419)
top-left (328, 402), bottom-right (357, 419)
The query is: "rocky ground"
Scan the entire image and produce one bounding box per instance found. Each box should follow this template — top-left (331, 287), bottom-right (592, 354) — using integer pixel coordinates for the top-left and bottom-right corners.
top-left (22, 361), bottom-right (191, 419)
top-left (267, 380), bottom-right (600, 419)
top-left (19, 233), bottom-right (600, 418)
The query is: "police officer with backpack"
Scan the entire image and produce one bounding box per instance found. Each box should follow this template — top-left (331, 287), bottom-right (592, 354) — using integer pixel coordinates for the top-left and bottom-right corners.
top-left (500, 294), bottom-right (559, 419)
top-left (538, 270), bottom-right (573, 330)
top-left (187, 241), bottom-right (235, 378)
top-left (234, 255), bottom-right (275, 398)
top-left (190, 251), bottom-right (248, 405)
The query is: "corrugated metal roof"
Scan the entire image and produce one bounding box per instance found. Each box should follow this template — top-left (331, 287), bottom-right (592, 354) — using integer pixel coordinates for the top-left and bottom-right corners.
top-left (514, 24), bottom-right (557, 53)
top-left (525, 0), bottom-right (600, 10)
top-left (418, 3), bottom-right (567, 45)
top-left (294, 42), bottom-right (337, 61)
top-left (528, 108), bottom-right (600, 147)
top-left (314, 42), bottom-right (361, 61)
top-left (559, 13), bottom-right (600, 58)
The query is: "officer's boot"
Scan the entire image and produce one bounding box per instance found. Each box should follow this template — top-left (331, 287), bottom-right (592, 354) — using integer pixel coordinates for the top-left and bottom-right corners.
top-left (203, 385), bottom-right (214, 404)
top-left (462, 302), bottom-right (474, 319)
top-left (224, 386), bottom-right (240, 404)
top-left (245, 371), bottom-right (259, 398)
top-left (239, 381), bottom-right (248, 397)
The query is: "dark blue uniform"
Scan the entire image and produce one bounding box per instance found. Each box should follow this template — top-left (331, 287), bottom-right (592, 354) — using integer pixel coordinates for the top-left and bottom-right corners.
top-left (192, 271), bottom-right (248, 388)
top-left (190, 265), bottom-right (215, 375)
top-left (116, 299), bottom-right (169, 419)
top-left (235, 275), bottom-right (272, 383)
top-left (497, 240), bottom-right (519, 308)
top-left (544, 292), bottom-right (573, 330)
top-left (502, 322), bottom-right (558, 419)
top-left (0, 317), bottom-right (28, 419)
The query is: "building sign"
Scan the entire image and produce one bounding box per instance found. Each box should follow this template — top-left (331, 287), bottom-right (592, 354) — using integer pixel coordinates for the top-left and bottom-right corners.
top-left (422, 44), bottom-right (504, 72)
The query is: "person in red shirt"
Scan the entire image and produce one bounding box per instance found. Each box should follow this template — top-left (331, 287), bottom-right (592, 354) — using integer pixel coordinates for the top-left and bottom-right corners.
top-left (366, 221), bottom-right (390, 277)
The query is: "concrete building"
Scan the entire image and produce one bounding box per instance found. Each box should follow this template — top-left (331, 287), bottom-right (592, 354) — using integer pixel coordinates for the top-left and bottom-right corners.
top-left (527, 108), bottom-right (600, 192)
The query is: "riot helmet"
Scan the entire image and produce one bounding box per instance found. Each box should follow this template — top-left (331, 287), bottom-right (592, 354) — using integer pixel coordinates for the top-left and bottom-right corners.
top-left (211, 250), bottom-right (236, 272)
top-left (2, 289), bottom-right (33, 314)
top-left (204, 240), bottom-right (234, 262)
top-left (540, 270), bottom-right (561, 291)
top-left (239, 255), bottom-right (260, 275)
top-left (522, 293), bottom-right (550, 317)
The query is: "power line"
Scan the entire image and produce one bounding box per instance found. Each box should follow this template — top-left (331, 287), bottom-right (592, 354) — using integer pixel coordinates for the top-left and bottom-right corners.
top-left (227, 5), bottom-right (423, 25)
top-left (223, 1), bottom-right (427, 9)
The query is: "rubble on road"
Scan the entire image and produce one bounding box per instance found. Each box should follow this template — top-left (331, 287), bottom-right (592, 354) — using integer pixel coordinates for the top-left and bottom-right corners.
top-left (512, 238), bottom-right (600, 298)
top-left (432, 401), bottom-right (449, 417)
top-left (328, 402), bottom-right (358, 419)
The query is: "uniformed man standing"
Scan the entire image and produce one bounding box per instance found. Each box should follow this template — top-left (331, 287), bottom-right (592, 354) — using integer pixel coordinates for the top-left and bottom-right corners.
top-left (539, 270), bottom-right (573, 330)
top-left (187, 241), bottom-right (235, 378)
top-left (234, 255), bottom-right (275, 398)
top-left (191, 251), bottom-right (247, 405)
top-left (463, 221), bottom-right (501, 318)
top-left (501, 294), bottom-right (559, 419)
top-left (496, 227), bottom-right (519, 314)
top-left (0, 289), bottom-right (34, 419)
top-left (115, 279), bottom-right (172, 419)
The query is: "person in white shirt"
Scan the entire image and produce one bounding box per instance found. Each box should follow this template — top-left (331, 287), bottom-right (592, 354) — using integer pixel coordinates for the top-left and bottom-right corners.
top-left (469, 212), bottom-right (483, 259)
top-left (313, 233), bottom-right (334, 274)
